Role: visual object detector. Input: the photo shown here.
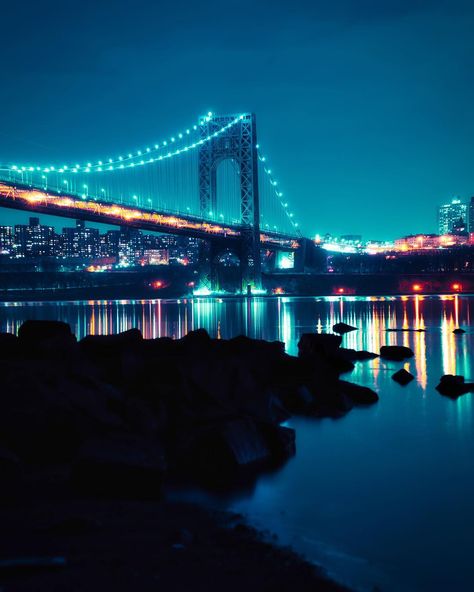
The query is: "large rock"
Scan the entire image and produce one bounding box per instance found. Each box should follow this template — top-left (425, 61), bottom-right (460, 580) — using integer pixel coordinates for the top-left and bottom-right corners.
top-left (298, 333), bottom-right (342, 358)
top-left (0, 446), bottom-right (22, 497)
top-left (392, 368), bottom-right (414, 386)
top-left (0, 333), bottom-right (20, 359)
top-left (175, 417), bottom-right (295, 482)
top-left (380, 345), bottom-right (414, 361)
top-left (80, 328), bottom-right (143, 358)
top-left (337, 380), bottom-right (379, 404)
top-left (436, 375), bottom-right (474, 398)
top-left (338, 348), bottom-right (378, 361)
top-left (72, 434), bottom-right (166, 498)
top-left (0, 358), bottom-right (124, 461)
top-left (17, 320), bottom-right (77, 358)
top-left (332, 322), bottom-right (357, 334)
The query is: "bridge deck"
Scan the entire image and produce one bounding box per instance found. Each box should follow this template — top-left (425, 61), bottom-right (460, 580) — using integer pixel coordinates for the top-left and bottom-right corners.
top-left (0, 182), bottom-right (298, 250)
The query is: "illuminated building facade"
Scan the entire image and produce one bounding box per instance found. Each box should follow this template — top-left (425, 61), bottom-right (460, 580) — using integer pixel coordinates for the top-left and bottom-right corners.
top-left (469, 196), bottom-right (474, 233)
top-left (14, 217), bottom-right (57, 257)
top-left (0, 226), bottom-right (13, 255)
top-left (394, 233), bottom-right (469, 251)
top-left (438, 198), bottom-right (468, 235)
top-left (62, 220), bottom-right (100, 258)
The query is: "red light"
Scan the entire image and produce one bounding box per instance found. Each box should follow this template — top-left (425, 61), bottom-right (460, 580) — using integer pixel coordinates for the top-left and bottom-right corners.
top-left (452, 283), bottom-right (462, 291)
top-left (412, 284), bottom-right (422, 292)
top-left (152, 280), bottom-right (163, 289)
top-left (337, 287), bottom-right (345, 294)
top-left (273, 287), bottom-right (285, 295)
top-left (187, 281), bottom-right (195, 287)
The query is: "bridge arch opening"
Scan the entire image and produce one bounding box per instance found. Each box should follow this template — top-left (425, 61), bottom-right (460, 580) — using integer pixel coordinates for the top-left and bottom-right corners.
top-left (214, 158), bottom-right (241, 225)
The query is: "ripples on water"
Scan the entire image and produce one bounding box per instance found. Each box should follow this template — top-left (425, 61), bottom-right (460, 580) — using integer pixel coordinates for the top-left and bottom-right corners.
top-left (0, 295), bottom-right (472, 592)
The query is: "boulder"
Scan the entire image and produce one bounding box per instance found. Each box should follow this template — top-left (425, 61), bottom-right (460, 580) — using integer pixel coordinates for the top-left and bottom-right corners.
top-left (338, 348), bottom-right (378, 361)
top-left (0, 446), bottom-right (22, 497)
top-left (0, 358), bottom-right (124, 462)
top-left (332, 322), bottom-right (357, 334)
top-left (380, 345), bottom-right (414, 361)
top-left (17, 320), bottom-right (77, 358)
top-left (175, 417), bottom-right (294, 482)
top-left (436, 375), bottom-right (474, 398)
top-left (337, 380), bottom-right (379, 404)
top-left (80, 328), bottom-right (143, 358)
top-left (298, 333), bottom-right (342, 359)
top-left (72, 434), bottom-right (166, 498)
top-left (453, 328), bottom-right (466, 335)
top-left (392, 368), bottom-right (415, 386)
top-left (18, 319), bottom-right (73, 342)
top-left (0, 333), bottom-right (20, 359)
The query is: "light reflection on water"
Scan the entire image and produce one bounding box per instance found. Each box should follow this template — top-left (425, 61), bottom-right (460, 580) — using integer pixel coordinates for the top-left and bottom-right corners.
top-left (0, 295), bottom-right (473, 591)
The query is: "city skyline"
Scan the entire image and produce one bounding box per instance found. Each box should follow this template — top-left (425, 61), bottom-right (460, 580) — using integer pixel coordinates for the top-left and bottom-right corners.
top-left (1, 1), bottom-right (474, 238)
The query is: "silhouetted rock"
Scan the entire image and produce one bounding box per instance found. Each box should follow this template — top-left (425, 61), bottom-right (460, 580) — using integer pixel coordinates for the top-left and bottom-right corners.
top-left (80, 328), bottom-right (143, 357)
top-left (332, 322), bottom-right (357, 334)
top-left (338, 348), bottom-right (378, 361)
top-left (337, 380), bottom-right (379, 404)
top-left (72, 434), bottom-right (166, 498)
top-left (392, 368), bottom-right (415, 386)
top-left (298, 333), bottom-right (342, 358)
top-left (175, 417), bottom-right (295, 483)
top-left (453, 328), bottom-right (466, 334)
top-left (0, 332), bottom-right (19, 359)
top-left (0, 446), bottom-right (21, 497)
top-left (18, 319), bottom-right (73, 342)
top-left (436, 375), bottom-right (474, 398)
top-left (17, 320), bottom-right (77, 358)
top-left (380, 345), bottom-right (414, 361)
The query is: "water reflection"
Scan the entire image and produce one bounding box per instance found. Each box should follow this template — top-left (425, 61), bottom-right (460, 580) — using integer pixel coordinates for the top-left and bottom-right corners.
top-left (0, 295), bottom-right (471, 390)
top-left (0, 295), bottom-right (473, 590)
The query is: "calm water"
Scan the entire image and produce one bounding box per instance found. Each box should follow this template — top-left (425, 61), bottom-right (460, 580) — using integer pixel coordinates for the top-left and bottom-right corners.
top-left (1, 295), bottom-right (473, 591)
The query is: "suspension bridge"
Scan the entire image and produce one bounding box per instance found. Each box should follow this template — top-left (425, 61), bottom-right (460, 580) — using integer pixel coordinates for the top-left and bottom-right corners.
top-left (0, 112), bottom-right (311, 291)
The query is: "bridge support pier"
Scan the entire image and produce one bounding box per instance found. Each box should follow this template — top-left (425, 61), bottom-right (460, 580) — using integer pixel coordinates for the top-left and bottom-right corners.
top-left (197, 233), bottom-right (262, 294)
top-left (239, 227), bottom-right (262, 291)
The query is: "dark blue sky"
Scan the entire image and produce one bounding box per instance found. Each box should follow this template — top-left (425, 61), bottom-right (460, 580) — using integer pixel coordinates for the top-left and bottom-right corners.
top-left (1, 0), bottom-right (474, 239)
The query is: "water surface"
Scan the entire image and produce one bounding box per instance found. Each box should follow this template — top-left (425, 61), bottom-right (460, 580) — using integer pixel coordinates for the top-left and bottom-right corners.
top-left (0, 295), bottom-right (472, 591)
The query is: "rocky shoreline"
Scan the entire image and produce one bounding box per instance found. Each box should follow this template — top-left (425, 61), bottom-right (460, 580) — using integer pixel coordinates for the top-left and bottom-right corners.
top-left (1, 319), bottom-right (470, 590)
top-left (0, 320), bottom-right (385, 590)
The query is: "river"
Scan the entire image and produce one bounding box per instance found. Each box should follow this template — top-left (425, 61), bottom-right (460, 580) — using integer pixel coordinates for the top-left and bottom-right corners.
top-left (0, 295), bottom-right (472, 591)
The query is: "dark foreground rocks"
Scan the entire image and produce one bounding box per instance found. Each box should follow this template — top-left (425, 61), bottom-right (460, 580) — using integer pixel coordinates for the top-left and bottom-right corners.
top-left (0, 321), bottom-right (363, 590)
top-left (0, 322), bottom-right (378, 494)
top-left (0, 493), bottom-right (349, 592)
top-left (392, 369), bottom-right (415, 386)
top-left (332, 322), bottom-right (357, 334)
top-left (380, 345), bottom-right (414, 361)
top-left (436, 375), bottom-right (474, 398)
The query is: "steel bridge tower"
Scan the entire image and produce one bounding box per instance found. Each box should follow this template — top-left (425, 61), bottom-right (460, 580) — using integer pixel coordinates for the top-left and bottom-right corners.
top-left (198, 113), bottom-right (261, 290)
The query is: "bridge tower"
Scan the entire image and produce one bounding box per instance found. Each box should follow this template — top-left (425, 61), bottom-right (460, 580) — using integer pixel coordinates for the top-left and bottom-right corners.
top-left (198, 113), bottom-right (261, 291)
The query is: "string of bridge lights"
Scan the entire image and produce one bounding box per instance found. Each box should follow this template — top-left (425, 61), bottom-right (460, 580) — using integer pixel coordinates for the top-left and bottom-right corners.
top-left (256, 147), bottom-right (300, 235)
top-left (2, 112), bottom-right (245, 176)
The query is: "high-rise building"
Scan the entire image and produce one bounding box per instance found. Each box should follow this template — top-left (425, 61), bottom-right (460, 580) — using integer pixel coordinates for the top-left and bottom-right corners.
top-left (469, 196), bottom-right (474, 233)
top-left (438, 199), bottom-right (468, 235)
top-left (0, 226), bottom-right (14, 254)
top-left (14, 217), bottom-right (57, 257)
top-left (61, 220), bottom-right (99, 258)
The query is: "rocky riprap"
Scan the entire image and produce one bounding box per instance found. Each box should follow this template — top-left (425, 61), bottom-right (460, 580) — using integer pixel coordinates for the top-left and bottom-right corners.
top-left (0, 321), bottom-right (379, 495)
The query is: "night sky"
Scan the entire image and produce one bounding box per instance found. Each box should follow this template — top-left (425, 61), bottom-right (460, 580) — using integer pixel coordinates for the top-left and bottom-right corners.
top-left (1, 0), bottom-right (474, 239)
